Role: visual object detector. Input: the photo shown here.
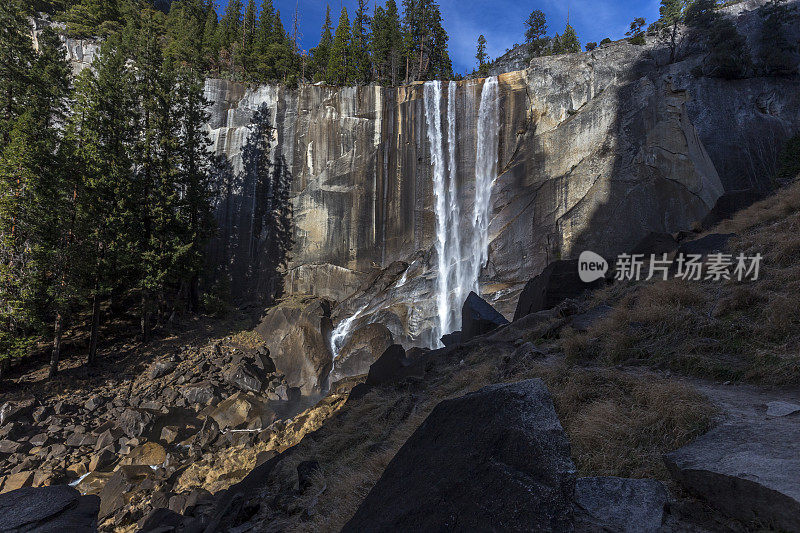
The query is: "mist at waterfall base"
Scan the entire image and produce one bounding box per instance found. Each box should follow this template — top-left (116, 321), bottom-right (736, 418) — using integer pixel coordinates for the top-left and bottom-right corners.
top-left (329, 77), bottom-right (501, 368)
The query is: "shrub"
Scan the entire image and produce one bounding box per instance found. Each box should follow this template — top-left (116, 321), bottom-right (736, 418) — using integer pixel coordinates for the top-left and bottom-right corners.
top-left (585, 42), bottom-right (597, 51)
top-left (776, 134), bottom-right (800, 183)
top-left (703, 18), bottom-right (752, 78)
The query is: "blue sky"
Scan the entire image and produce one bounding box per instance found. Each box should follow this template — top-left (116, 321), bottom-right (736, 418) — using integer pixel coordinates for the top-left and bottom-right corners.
top-left (214, 0), bottom-right (662, 74)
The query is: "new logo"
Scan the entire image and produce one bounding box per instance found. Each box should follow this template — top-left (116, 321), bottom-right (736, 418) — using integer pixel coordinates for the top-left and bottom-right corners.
top-left (578, 251), bottom-right (608, 283)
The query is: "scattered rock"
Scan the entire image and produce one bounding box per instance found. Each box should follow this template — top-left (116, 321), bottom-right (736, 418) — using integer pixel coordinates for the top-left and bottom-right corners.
top-left (766, 401), bottom-right (800, 418)
top-left (574, 477), bottom-right (668, 533)
top-left (2, 471), bottom-right (34, 493)
top-left (440, 330), bottom-right (462, 347)
top-left (0, 485), bottom-right (99, 532)
top-left (84, 396), bottom-right (104, 412)
top-left (665, 419), bottom-right (800, 531)
top-left (117, 409), bottom-right (155, 439)
top-left (514, 260), bottom-right (604, 321)
top-left (149, 360), bottom-right (178, 379)
top-left (0, 439), bottom-right (21, 454)
top-left (461, 292), bottom-right (510, 342)
top-left (122, 442), bottom-right (167, 467)
top-left (203, 392), bottom-right (275, 431)
top-left (0, 399), bottom-right (35, 426)
top-left (89, 448), bottom-right (117, 472)
top-left (178, 382), bottom-right (219, 406)
top-left (98, 465), bottom-right (153, 520)
top-left (343, 379), bottom-right (575, 532)
top-left (225, 361), bottom-right (265, 393)
top-left (160, 425), bottom-right (180, 444)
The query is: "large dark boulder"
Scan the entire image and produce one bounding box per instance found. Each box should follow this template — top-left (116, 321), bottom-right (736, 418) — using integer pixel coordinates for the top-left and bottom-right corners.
top-left (342, 379), bottom-right (576, 532)
top-left (330, 323), bottom-right (394, 383)
top-left (461, 292), bottom-right (510, 342)
top-left (514, 260), bottom-right (603, 321)
top-left (0, 485), bottom-right (99, 532)
top-left (664, 418), bottom-right (800, 531)
top-left (574, 477), bottom-right (668, 533)
top-left (364, 345), bottom-right (421, 387)
top-left (699, 189), bottom-right (764, 230)
top-left (255, 296), bottom-right (333, 395)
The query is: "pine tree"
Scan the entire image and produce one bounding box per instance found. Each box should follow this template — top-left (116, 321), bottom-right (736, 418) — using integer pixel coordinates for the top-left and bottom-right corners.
top-left (371, 0), bottom-right (403, 85)
top-left (553, 23), bottom-right (581, 54)
top-left (759, 0), bottom-right (799, 76)
top-left (524, 9), bottom-right (549, 58)
top-left (66, 35), bottom-right (138, 365)
top-left (703, 17), bottom-right (752, 78)
top-left (626, 17), bottom-right (647, 45)
top-left (476, 34), bottom-right (489, 76)
top-left (402, 0), bottom-right (451, 81)
top-left (312, 5), bottom-right (334, 82)
top-left (220, 0), bottom-right (243, 74)
top-left (165, 0), bottom-right (206, 69)
top-left (328, 7), bottom-right (352, 85)
top-left (240, 0), bottom-right (258, 77)
top-left (685, 0), bottom-right (717, 29)
top-left (659, 0), bottom-right (686, 62)
top-left (174, 70), bottom-right (215, 312)
top-left (351, 0), bottom-right (372, 84)
top-left (0, 12), bottom-right (75, 376)
top-left (63, 0), bottom-right (122, 37)
top-left (202, 2), bottom-right (221, 71)
top-left (255, 0), bottom-right (276, 56)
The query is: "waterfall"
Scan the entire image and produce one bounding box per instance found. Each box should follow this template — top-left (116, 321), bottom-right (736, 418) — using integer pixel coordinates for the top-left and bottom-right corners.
top-left (468, 76), bottom-right (500, 297)
top-left (424, 76), bottom-right (500, 347)
top-left (424, 81), bottom-right (455, 343)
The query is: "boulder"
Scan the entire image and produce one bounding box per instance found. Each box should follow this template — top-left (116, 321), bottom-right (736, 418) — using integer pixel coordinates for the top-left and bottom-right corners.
top-left (203, 392), bottom-right (275, 431)
top-left (0, 485), bottom-right (99, 532)
top-left (569, 305), bottom-right (613, 332)
top-left (0, 398), bottom-right (35, 426)
top-left (461, 292), bottom-right (510, 342)
top-left (98, 465), bottom-right (153, 520)
top-left (330, 323), bottom-right (394, 382)
top-left (364, 345), bottom-right (421, 387)
top-left (631, 232), bottom-right (679, 257)
top-left (676, 233), bottom-right (735, 257)
top-left (254, 296), bottom-right (334, 395)
top-left (514, 260), bottom-right (604, 321)
top-left (116, 409), bottom-right (154, 439)
top-left (440, 330), bottom-right (462, 347)
top-left (225, 361), bottom-right (265, 393)
top-left (121, 442), bottom-right (166, 467)
top-left (574, 477), bottom-right (668, 533)
top-left (766, 401), bottom-right (800, 418)
top-left (699, 189), bottom-right (764, 230)
top-left (89, 448), bottom-right (117, 472)
top-left (178, 382), bottom-right (219, 406)
top-left (343, 379), bottom-right (575, 532)
top-left (1, 471), bottom-right (34, 493)
top-left (149, 360), bottom-right (177, 379)
top-left (664, 419), bottom-right (800, 531)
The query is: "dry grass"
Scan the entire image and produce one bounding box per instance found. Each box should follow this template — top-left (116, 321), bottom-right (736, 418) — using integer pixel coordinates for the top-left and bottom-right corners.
top-left (265, 342), bottom-right (713, 532)
top-left (563, 180), bottom-right (800, 385)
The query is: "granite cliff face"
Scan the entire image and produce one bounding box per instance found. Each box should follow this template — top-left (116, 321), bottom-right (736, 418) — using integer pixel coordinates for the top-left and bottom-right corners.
top-left (203, 0), bottom-right (800, 349)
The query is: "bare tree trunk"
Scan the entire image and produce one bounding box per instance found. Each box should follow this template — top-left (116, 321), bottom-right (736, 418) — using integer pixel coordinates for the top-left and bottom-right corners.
top-left (87, 283), bottom-right (101, 366)
top-left (49, 312), bottom-right (63, 378)
top-left (141, 291), bottom-right (149, 343)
